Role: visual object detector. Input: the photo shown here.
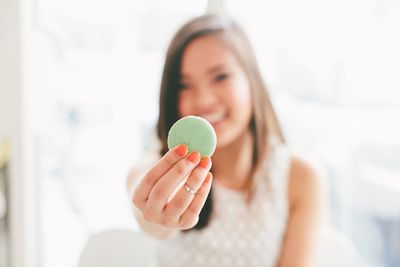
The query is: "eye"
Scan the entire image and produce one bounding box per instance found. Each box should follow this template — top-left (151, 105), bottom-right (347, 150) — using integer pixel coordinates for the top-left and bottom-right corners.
top-left (214, 73), bottom-right (229, 83)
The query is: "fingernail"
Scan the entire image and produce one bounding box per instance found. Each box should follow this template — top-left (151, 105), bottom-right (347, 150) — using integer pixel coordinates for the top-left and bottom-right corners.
top-left (187, 151), bottom-right (200, 164)
top-left (198, 157), bottom-right (211, 169)
top-left (204, 172), bottom-right (213, 184)
top-left (174, 144), bottom-right (188, 157)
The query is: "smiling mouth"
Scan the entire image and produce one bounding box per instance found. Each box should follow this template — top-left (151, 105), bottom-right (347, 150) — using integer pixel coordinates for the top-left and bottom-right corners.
top-left (201, 111), bottom-right (226, 127)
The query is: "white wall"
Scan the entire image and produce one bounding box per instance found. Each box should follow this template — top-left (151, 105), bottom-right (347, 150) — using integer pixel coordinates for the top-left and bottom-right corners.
top-left (0, 0), bottom-right (39, 266)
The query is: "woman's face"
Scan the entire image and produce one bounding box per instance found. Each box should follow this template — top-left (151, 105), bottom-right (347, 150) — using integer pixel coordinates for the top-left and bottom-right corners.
top-left (178, 35), bottom-right (253, 149)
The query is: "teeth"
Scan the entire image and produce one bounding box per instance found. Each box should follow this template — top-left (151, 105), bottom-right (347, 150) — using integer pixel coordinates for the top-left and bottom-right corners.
top-left (201, 112), bottom-right (225, 124)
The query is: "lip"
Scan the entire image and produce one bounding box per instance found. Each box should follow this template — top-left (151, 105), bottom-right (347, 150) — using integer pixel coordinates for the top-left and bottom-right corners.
top-left (209, 116), bottom-right (225, 129)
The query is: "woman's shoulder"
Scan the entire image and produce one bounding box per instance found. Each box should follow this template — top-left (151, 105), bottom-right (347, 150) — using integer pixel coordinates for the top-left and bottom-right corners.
top-left (126, 148), bottom-right (162, 194)
top-left (286, 150), bottom-right (326, 210)
top-left (129, 135), bottom-right (163, 176)
top-left (288, 154), bottom-right (323, 190)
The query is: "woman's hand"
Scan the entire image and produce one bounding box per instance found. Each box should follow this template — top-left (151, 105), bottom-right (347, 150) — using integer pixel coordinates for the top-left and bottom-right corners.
top-left (132, 144), bottom-right (212, 230)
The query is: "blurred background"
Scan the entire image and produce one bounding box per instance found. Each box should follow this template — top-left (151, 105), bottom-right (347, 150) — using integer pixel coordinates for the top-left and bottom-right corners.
top-left (1, 0), bottom-right (400, 266)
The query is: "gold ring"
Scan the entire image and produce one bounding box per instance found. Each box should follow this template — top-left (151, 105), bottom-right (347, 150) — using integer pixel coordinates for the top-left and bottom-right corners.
top-left (183, 183), bottom-right (196, 195)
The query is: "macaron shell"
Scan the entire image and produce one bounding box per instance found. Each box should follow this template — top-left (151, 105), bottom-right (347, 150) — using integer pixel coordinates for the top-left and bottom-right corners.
top-left (167, 116), bottom-right (217, 157)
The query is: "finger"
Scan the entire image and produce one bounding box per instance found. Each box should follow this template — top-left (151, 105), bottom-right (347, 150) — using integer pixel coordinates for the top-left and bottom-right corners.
top-left (179, 172), bottom-right (213, 229)
top-left (163, 157), bottom-right (212, 221)
top-left (146, 151), bottom-right (201, 212)
top-left (133, 144), bottom-right (188, 207)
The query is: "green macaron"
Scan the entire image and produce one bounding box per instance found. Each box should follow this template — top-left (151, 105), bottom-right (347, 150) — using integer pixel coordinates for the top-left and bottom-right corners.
top-left (167, 116), bottom-right (217, 157)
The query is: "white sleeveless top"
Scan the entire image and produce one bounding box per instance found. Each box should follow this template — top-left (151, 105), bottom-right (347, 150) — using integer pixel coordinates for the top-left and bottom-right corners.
top-left (156, 142), bottom-right (292, 267)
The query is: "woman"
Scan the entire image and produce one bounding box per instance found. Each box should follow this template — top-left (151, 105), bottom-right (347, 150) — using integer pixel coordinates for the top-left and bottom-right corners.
top-left (127, 15), bottom-right (323, 267)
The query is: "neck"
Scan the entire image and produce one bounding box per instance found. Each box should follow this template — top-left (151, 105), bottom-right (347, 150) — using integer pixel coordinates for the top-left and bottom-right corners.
top-left (212, 130), bottom-right (253, 190)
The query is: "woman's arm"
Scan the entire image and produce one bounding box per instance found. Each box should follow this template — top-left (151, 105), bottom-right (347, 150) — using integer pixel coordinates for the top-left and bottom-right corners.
top-left (127, 167), bottom-right (179, 239)
top-left (277, 155), bottom-right (326, 267)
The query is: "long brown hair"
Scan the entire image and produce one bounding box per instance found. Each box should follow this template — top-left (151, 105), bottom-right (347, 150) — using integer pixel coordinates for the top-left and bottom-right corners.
top-left (156, 15), bottom-right (285, 230)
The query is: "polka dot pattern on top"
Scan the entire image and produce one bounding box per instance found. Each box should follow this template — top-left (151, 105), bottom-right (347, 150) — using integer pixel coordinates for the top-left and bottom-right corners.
top-left (156, 141), bottom-right (292, 267)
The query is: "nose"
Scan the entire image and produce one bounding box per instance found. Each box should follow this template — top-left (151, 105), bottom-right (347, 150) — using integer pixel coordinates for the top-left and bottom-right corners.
top-left (193, 86), bottom-right (218, 112)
